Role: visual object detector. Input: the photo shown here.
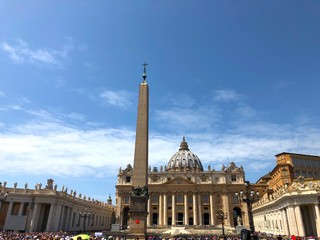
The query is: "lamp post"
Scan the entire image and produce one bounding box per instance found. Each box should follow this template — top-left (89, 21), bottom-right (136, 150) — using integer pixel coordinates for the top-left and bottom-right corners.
top-left (79, 208), bottom-right (91, 232)
top-left (235, 181), bottom-right (259, 237)
top-left (216, 210), bottom-right (228, 240)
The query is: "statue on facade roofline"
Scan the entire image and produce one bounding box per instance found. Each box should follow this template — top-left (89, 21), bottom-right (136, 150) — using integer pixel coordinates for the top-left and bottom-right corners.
top-left (14, 182), bottom-right (17, 189)
top-left (46, 179), bottom-right (54, 190)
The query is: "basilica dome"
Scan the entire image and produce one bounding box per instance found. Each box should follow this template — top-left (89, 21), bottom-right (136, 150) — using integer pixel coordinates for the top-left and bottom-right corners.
top-left (167, 137), bottom-right (204, 171)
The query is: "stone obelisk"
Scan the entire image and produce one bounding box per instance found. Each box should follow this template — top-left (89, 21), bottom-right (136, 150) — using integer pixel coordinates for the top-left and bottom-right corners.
top-left (128, 63), bottom-right (149, 239)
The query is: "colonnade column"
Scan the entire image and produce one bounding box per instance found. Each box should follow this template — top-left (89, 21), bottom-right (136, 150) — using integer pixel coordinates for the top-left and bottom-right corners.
top-left (58, 205), bottom-right (66, 231)
top-left (163, 193), bottom-right (167, 226)
top-left (18, 202), bottom-right (25, 216)
top-left (314, 204), bottom-right (320, 237)
top-left (6, 201), bottom-right (13, 217)
top-left (184, 193), bottom-right (188, 225)
top-left (172, 194), bottom-right (176, 226)
top-left (46, 204), bottom-right (56, 231)
top-left (52, 204), bottom-right (62, 232)
top-left (29, 203), bottom-right (39, 232)
top-left (159, 193), bottom-right (163, 225)
top-left (286, 206), bottom-right (298, 236)
top-left (193, 193), bottom-right (198, 225)
top-left (280, 209), bottom-right (289, 235)
top-left (294, 205), bottom-right (305, 236)
top-left (210, 193), bottom-right (214, 225)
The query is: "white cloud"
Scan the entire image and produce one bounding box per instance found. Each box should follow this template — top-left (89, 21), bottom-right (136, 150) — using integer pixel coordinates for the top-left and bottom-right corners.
top-left (100, 90), bottom-right (134, 108)
top-left (213, 89), bottom-right (242, 102)
top-left (0, 109), bottom-right (320, 185)
top-left (0, 38), bottom-right (74, 68)
top-left (0, 121), bottom-right (136, 178)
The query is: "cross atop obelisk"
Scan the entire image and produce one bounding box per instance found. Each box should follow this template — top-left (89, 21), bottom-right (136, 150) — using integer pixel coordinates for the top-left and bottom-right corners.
top-left (142, 62), bottom-right (148, 83)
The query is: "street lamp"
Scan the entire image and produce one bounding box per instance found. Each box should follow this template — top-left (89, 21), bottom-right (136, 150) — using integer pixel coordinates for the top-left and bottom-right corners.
top-left (216, 210), bottom-right (228, 240)
top-left (79, 208), bottom-right (91, 232)
top-left (235, 181), bottom-right (259, 237)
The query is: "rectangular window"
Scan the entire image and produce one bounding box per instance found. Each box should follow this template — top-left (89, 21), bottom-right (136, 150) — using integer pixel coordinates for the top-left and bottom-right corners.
top-left (152, 177), bottom-right (158, 182)
top-left (152, 194), bottom-right (159, 204)
top-left (231, 175), bottom-right (237, 182)
top-left (176, 195), bottom-right (183, 204)
top-left (202, 194), bottom-right (209, 204)
top-left (201, 177), bottom-right (207, 182)
top-left (188, 196), bottom-right (193, 204)
top-left (125, 176), bottom-right (131, 183)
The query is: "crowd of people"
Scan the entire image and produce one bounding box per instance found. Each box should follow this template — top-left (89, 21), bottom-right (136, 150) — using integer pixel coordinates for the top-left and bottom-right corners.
top-left (0, 232), bottom-right (319, 240)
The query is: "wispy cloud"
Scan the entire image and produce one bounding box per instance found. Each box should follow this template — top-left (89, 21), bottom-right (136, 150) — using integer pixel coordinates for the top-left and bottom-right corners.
top-left (0, 38), bottom-right (74, 68)
top-left (1, 115), bottom-right (319, 183)
top-left (212, 89), bottom-right (242, 102)
top-left (100, 89), bottom-right (135, 108)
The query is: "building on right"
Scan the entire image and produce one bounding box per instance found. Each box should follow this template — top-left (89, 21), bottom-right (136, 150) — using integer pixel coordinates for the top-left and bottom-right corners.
top-left (252, 152), bottom-right (320, 237)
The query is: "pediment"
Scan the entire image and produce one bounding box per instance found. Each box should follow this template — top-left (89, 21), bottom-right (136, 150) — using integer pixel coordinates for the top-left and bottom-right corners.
top-left (164, 176), bottom-right (195, 185)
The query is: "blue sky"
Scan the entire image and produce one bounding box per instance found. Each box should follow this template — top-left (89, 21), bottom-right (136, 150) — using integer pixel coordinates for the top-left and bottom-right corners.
top-left (1, 1), bottom-right (320, 203)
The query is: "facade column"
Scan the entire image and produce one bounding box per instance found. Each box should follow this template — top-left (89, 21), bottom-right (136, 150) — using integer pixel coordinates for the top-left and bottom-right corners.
top-left (294, 205), bottom-right (305, 236)
top-left (29, 203), bottom-right (40, 232)
top-left (193, 193), bottom-right (198, 225)
top-left (198, 193), bottom-right (202, 225)
top-left (184, 193), bottom-right (188, 225)
top-left (159, 193), bottom-right (163, 225)
top-left (172, 193), bottom-right (176, 226)
top-left (147, 197), bottom-right (151, 226)
top-left (222, 193), bottom-right (230, 225)
top-left (210, 193), bottom-right (214, 225)
top-left (314, 204), bottom-right (320, 237)
top-left (163, 193), bottom-right (167, 226)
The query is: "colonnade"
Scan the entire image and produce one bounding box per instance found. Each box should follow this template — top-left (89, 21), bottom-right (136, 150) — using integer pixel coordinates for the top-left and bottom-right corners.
top-left (254, 204), bottom-right (320, 237)
top-left (0, 198), bottom-right (113, 232)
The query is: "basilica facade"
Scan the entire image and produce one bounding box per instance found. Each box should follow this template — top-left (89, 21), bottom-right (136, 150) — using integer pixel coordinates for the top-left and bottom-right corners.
top-left (116, 137), bottom-right (250, 232)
